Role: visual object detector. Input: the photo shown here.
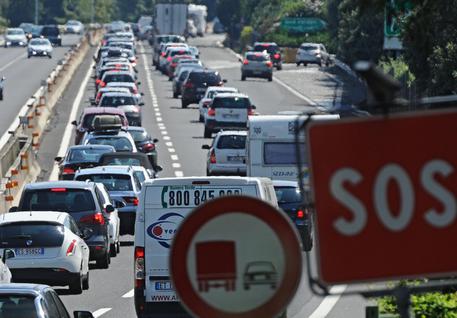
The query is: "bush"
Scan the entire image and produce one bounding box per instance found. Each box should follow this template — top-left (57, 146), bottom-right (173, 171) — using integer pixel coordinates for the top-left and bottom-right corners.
top-left (379, 56), bottom-right (416, 87)
top-left (240, 26), bottom-right (254, 51)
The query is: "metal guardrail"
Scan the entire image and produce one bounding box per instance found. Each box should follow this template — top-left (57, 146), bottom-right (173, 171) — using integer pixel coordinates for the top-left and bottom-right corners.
top-left (0, 29), bottom-right (102, 211)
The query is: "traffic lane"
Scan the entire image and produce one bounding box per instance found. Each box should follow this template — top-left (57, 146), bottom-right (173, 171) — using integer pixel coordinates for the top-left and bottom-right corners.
top-left (0, 34), bottom-right (83, 137)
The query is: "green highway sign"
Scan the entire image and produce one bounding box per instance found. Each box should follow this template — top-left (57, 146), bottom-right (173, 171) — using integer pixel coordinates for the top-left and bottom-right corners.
top-left (280, 17), bottom-right (327, 34)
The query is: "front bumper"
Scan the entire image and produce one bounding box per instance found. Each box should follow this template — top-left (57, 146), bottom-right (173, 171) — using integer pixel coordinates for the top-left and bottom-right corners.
top-left (5, 40), bottom-right (27, 46)
top-left (11, 268), bottom-right (80, 286)
top-left (29, 50), bottom-right (51, 56)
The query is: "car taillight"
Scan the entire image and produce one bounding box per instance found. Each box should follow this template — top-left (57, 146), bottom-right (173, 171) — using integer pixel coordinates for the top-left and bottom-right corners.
top-left (62, 167), bottom-right (75, 175)
top-left (66, 239), bottom-right (77, 256)
top-left (203, 101), bottom-right (211, 107)
top-left (274, 53), bottom-right (280, 59)
top-left (243, 59), bottom-right (249, 65)
top-left (171, 63), bottom-right (177, 67)
top-left (167, 57), bottom-right (172, 62)
top-left (95, 79), bottom-right (101, 85)
top-left (80, 212), bottom-right (105, 225)
top-left (161, 52), bottom-right (166, 57)
top-left (266, 61), bottom-right (273, 68)
top-left (184, 81), bottom-right (193, 89)
top-left (124, 197), bottom-right (139, 206)
top-left (142, 143), bottom-right (155, 152)
top-left (133, 88), bottom-right (138, 94)
top-left (51, 188), bottom-right (67, 192)
top-left (100, 81), bottom-right (106, 87)
top-left (134, 246), bottom-right (145, 288)
top-left (207, 107), bottom-right (216, 117)
top-left (297, 210), bottom-right (305, 219)
top-left (248, 108), bottom-right (255, 116)
top-left (210, 149), bottom-right (216, 164)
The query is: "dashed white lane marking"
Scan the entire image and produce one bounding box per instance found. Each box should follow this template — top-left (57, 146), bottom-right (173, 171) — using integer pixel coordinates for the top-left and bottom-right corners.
top-left (122, 289), bottom-right (134, 298)
top-left (140, 43), bottom-right (183, 177)
top-left (92, 308), bottom-right (112, 318)
top-left (48, 59), bottom-right (94, 181)
top-left (307, 285), bottom-right (347, 318)
top-left (0, 52), bottom-right (27, 72)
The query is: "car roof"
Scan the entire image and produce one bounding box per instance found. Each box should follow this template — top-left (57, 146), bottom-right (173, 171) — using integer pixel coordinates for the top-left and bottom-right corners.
top-left (213, 92), bottom-right (249, 98)
top-left (271, 180), bottom-right (299, 187)
top-left (82, 107), bottom-right (126, 116)
top-left (216, 130), bottom-right (248, 137)
top-left (76, 165), bottom-right (134, 175)
top-left (68, 144), bottom-right (115, 151)
top-left (98, 87), bottom-right (130, 93)
top-left (126, 126), bottom-right (146, 132)
top-left (106, 82), bottom-right (136, 87)
top-left (0, 211), bottom-right (68, 225)
top-left (0, 283), bottom-right (50, 295)
top-left (206, 86), bottom-right (237, 92)
top-left (24, 181), bottom-right (95, 190)
top-left (87, 130), bottom-right (132, 138)
top-left (101, 92), bottom-right (135, 97)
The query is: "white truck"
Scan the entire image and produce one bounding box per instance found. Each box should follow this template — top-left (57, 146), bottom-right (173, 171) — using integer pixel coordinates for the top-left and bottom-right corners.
top-left (246, 114), bottom-right (340, 182)
top-left (188, 4), bottom-right (207, 36)
top-left (154, 3), bottom-right (188, 36)
top-left (133, 177), bottom-right (278, 317)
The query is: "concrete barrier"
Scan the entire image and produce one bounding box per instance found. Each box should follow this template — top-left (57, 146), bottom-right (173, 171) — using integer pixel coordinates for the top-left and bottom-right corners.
top-left (0, 29), bottom-right (103, 211)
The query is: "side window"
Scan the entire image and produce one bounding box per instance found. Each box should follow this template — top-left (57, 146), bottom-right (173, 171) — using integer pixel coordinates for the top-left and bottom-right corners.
top-left (134, 171), bottom-right (146, 185)
top-left (49, 290), bottom-right (71, 318)
top-left (43, 291), bottom-right (60, 318)
top-left (133, 174), bottom-right (142, 191)
top-left (94, 187), bottom-right (106, 208)
top-left (69, 217), bottom-right (81, 235)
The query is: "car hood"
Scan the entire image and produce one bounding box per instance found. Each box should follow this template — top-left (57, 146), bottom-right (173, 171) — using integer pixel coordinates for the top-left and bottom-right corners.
top-left (6, 35), bottom-right (26, 40)
top-left (29, 44), bottom-right (52, 50)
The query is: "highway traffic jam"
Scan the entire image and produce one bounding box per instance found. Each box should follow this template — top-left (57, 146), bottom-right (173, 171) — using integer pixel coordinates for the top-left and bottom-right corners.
top-left (0, 8), bottom-right (357, 318)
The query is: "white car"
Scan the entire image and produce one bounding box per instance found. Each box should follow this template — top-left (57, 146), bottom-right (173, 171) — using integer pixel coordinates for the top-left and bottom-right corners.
top-left (295, 42), bottom-right (331, 67)
top-left (95, 183), bottom-right (121, 257)
top-left (4, 28), bottom-right (27, 47)
top-left (198, 86), bottom-right (239, 122)
top-left (27, 38), bottom-right (53, 59)
top-left (0, 211), bottom-right (90, 294)
top-left (0, 252), bottom-right (12, 283)
top-left (65, 20), bottom-right (84, 34)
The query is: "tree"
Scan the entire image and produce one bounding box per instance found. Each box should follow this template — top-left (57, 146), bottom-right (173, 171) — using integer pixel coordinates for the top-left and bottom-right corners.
top-left (6, 0), bottom-right (35, 26)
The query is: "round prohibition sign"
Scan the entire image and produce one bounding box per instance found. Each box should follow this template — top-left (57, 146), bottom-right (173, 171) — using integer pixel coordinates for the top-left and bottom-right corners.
top-left (170, 195), bottom-right (302, 318)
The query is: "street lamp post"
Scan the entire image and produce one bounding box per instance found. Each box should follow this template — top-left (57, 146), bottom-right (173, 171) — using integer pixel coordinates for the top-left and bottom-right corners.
top-left (35, 0), bottom-right (39, 25)
top-left (91, 0), bottom-right (95, 24)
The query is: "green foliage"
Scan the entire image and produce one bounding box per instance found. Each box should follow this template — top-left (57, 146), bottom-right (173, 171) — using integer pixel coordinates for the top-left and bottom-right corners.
top-left (240, 26), bottom-right (254, 50)
top-left (379, 56), bottom-right (416, 87)
top-left (263, 29), bottom-right (333, 50)
top-left (379, 293), bottom-right (457, 318)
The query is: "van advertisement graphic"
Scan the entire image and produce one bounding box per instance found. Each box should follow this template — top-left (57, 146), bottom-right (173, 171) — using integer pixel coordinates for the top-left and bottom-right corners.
top-left (147, 212), bottom-right (185, 248)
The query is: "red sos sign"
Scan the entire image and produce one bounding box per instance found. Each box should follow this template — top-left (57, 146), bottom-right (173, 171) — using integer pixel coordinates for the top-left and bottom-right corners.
top-left (307, 111), bottom-right (457, 285)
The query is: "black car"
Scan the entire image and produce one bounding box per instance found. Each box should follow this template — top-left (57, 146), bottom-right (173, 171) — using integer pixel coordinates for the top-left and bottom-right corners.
top-left (0, 76), bottom-right (5, 100)
top-left (11, 181), bottom-right (116, 269)
top-left (273, 180), bottom-right (313, 251)
top-left (41, 25), bottom-right (62, 46)
top-left (55, 145), bottom-right (116, 180)
top-left (126, 126), bottom-right (159, 167)
top-left (253, 42), bottom-right (282, 70)
top-left (181, 70), bottom-right (225, 108)
top-left (98, 152), bottom-right (158, 177)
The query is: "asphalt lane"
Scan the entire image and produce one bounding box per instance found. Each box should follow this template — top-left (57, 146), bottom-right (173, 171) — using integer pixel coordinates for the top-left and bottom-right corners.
top-left (0, 34), bottom-right (82, 137)
top-left (34, 34), bottom-right (370, 318)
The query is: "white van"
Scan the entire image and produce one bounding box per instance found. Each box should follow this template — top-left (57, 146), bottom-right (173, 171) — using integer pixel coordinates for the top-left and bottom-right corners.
top-left (246, 114), bottom-right (339, 182)
top-left (133, 176), bottom-right (278, 317)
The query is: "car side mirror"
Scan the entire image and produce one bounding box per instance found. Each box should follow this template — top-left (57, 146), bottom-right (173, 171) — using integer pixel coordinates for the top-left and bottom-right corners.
top-left (238, 57), bottom-right (243, 63)
top-left (137, 81), bottom-right (142, 85)
top-left (223, 79), bottom-right (227, 83)
top-left (9, 206), bottom-right (18, 212)
top-left (140, 92), bottom-right (144, 96)
top-left (90, 98), bottom-right (96, 105)
top-left (1, 76), bottom-right (5, 81)
top-left (139, 102), bottom-right (145, 106)
top-left (54, 156), bottom-right (63, 162)
top-left (105, 204), bottom-right (115, 213)
top-left (202, 145), bottom-right (210, 150)
top-left (74, 311), bottom-right (95, 318)
top-left (251, 105), bottom-right (256, 109)
top-left (71, 120), bottom-right (78, 126)
top-left (2, 249), bottom-right (15, 262)
top-left (115, 201), bottom-right (126, 209)
top-left (153, 138), bottom-right (159, 143)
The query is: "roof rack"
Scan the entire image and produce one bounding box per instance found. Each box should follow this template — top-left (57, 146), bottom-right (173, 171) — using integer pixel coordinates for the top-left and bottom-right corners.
top-left (89, 115), bottom-right (124, 132)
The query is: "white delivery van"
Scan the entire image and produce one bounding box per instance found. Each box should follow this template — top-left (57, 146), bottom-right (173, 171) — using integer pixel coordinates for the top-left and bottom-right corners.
top-left (134, 176), bottom-right (278, 318)
top-left (246, 114), bottom-right (339, 182)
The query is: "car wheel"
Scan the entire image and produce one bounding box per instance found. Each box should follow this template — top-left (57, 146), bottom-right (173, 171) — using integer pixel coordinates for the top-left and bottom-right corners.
top-left (204, 127), bottom-right (212, 138)
top-left (173, 91), bottom-right (178, 98)
top-left (276, 64), bottom-right (282, 71)
top-left (181, 99), bottom-right (188, 108)
top-left (69, 274), bottom-right (83, 294)
top-left (116, 241), bottom-right (120, 254)
top-left (241, 74), bottom-right (246, 81)
top-left (302, 232), bottom-right (313, 252)
top-left (82, 272), bottom-right (89, 290)
top-left (110, 243), bottom-right (117, 257)
top-left (199, 115), bottom-right (204, 122)
top-left (27, 55), bottom-right (31, 59)
top-left (326, 60), bottom-right (330, 67)
top-left (296, 62), bottom-right (300, 67)
top-left (48, 55), bottom-right (52, 59)
top-left (206, 169), bottom-right (212, 176)
top-left (268, 75), bottom-right (273, 82)
top-left (0, 93), bottom-right (3, 101)
top-left (96, 251), bottom-right (110, 269)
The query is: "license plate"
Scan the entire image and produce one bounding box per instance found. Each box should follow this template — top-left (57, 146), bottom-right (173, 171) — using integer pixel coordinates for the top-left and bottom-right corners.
top-left (253, 71), bottom-right (262, 75)
top-left (222, 114), bottom-right (239, 119)
top-left (14, 248), bottom-right (44, 256)
top-left (196, 88), bottom-right (206, 92)
top-left (228, 156), bottom-right (244, 162)
top-left (154, 281), bottom-right (173, 291)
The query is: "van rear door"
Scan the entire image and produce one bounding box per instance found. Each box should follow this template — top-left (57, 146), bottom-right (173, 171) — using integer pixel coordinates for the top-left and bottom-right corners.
top-left (143, 180), bottom-right (259, 303)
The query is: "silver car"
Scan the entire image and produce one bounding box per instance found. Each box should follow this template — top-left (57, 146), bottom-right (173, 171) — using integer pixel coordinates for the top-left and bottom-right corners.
top-left (4, 28), bottom-right (27, 47)
top-left (241, 51), bottom-right (273, 81)
top-left (27, 38), bottom-right (53, 59)
top-left (295, 42), bottom-right (331, 67)
top-left (202, 130), bottom-right (247, 176)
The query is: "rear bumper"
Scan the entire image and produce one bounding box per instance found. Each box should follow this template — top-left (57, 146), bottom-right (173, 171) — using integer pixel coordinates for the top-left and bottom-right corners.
top-left (88, 244), bottom-right (108, 260)
top-left (11, 268), bottom-right (80, 286)
top-left (119, 211), bottom-right (136, 235)
top-left (296, 55), bottom-right (321, 64)
top-left (242, 69), bottom-right (272, 77)
top-left (135, 288), bottom-right (191, 318)
top-left (208, 164), bottom-right (246, 175)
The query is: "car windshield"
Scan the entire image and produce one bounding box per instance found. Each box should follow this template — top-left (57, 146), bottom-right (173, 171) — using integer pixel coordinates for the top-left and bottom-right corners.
top-left (30, 39), bottom-right (49, 45)
top-left (300, 44), bottom-right (319, 51)
top-left (263, 142), bottom-right (305, 165)
top-left (128, 129), bottom-right (148, 142)
top-left (246, 54), bottom-right (268, 61)
top-left (67, 148), bottom-right (112, 163)
top-left (212, 97), bottom-right (251, 109)
top-left (20, 189), bottom-right (96, 213)
top-left (104, 74), bottom-right (134, 83)
top-left (274, 186), bottom-right (302, 204)
top-left (217, 135), bottom-right (246, 149)
top-left (103, 157), bottom-right (142, 166)
top-left (190, 72), bottom-right (221, 85)
top-left (0, 295), bottom-right (39, 318)
top-left (75, 174), bottom-right (133, 191)
top-left (100, 96), bottom-right (136, 106)
top-left (7, 29), bottom-right (23, 35)
top-left (208, 90), bottom-right (236, 99)
top-left (0, 222), bottom-right (64, 248)
top-left (87, 137), bottom-right (133, 152)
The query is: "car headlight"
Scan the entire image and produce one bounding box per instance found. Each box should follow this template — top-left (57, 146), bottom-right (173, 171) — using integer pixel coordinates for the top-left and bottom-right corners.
top-left (57, 35), bottom-right (61, 39)
top-left (33, 51), bottom-right (37, 55)
top-left (6, 41), bottom-right (11, 45)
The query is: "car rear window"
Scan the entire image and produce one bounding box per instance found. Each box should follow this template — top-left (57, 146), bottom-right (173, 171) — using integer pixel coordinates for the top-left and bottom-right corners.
top-left (75, 174), bottom-right (133, 191)
top-left (263, 142), bottom-right (306, 165)
top-left (41, 27), bottom-right (59, 36)
top-left (246, 54), bottom-right (268, 61)
top-left (0, 222), bottom-right (64, 248)
top-left (102, 157), bottom-right (142, 166)
top-left (87, 137), bottom-right (133, 152)
top-left (104, 74), bottom-right (135, 83)
top-left (20, 189), bottom-right (96, 213)
top-left (217, 135), bottom-right (246, 149)
top-left (100, 96), bottom-right (136, 107)
top-left (189, 72), bottom-right (221, 85)
top-left (128, 129), bottom-right (148, 142)
top-left (300, 44), bottom-right (318, 51)
top-left (212, 97), bottom-right (251, 109)
top-left (68, 148), bottom-right (113, 163)
top-left (0, 295), bottom-right (39, 318)
top-left (254, 44), bottom-right (279, 54)
top-left (274, 186), bottom-right (302, 204)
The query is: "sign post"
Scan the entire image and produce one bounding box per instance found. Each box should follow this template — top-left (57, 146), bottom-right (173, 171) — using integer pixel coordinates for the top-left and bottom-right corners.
top-left (170, 196), bottom-right (302, 318)
top-left (306, 110), bottom-right (457, 317)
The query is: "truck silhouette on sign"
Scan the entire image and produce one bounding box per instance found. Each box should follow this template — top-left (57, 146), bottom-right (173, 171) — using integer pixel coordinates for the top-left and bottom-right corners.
top-left (196, 241), bottom-right (237, 292)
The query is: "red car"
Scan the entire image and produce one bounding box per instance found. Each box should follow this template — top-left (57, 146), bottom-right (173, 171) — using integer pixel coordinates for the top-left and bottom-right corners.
top-left (72, 107), bottom-right (129, 144)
